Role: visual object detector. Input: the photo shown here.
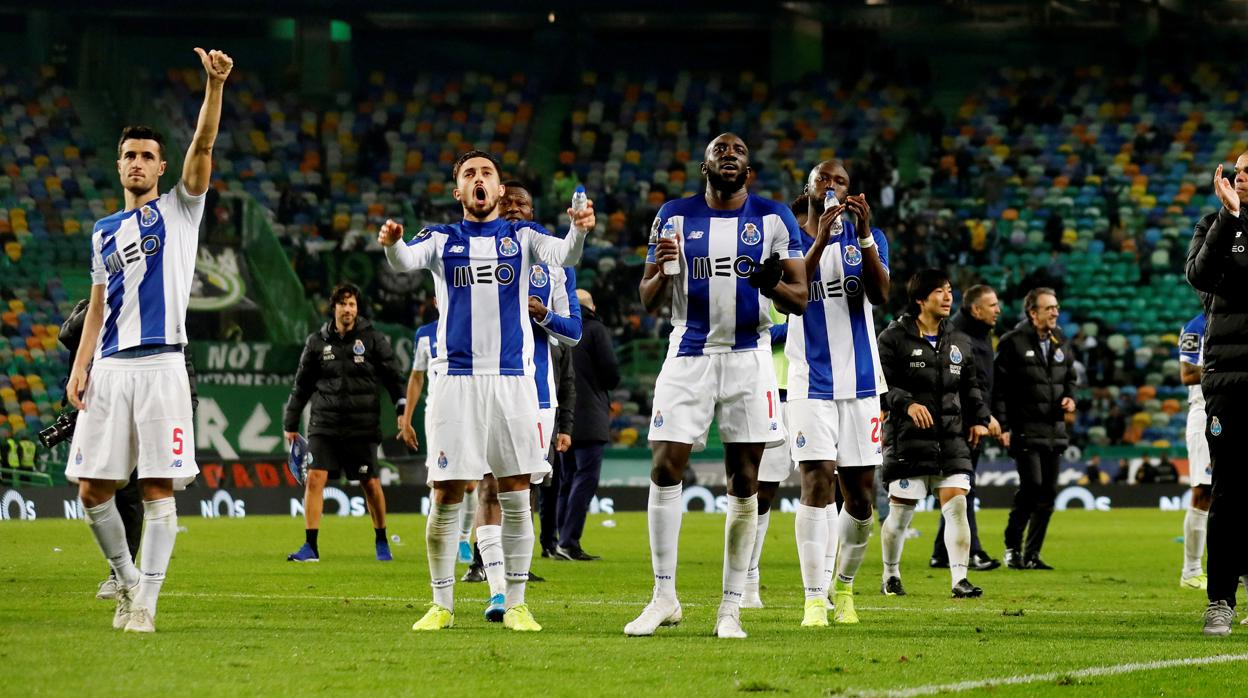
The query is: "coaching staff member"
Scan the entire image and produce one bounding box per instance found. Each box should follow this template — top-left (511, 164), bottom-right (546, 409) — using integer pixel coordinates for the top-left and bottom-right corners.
top-left (994, 287), bottom-right (1075, 571)
top-left (283, 282), bottom-right (407, 562)
top-left (1187, 156), bottom-right (1248, 636)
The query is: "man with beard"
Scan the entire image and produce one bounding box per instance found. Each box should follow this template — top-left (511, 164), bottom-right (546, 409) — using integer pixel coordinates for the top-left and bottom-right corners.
top-left (380, 151), bottom-right (595, 633)
top-left (626, 133), bottom-right (807, 639)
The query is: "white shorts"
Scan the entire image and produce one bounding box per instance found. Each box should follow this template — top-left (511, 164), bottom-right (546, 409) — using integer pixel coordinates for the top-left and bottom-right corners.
top-left (787, 396), bottom-right (883, 466)
top-left (1187, 430), bottom-right (1212, 487)
top-left (531, 406), bottom-right (556, 485)
top-left (426, 374), bottom-right (550, 485)
top-left (758, 402), bottom-right (794, 483)
top-left (648, 351), bottom-right (784, 450)
top-left (888, 473), bottom-right (971, 500)
top-left (65, 353), bottom-right (198, 490)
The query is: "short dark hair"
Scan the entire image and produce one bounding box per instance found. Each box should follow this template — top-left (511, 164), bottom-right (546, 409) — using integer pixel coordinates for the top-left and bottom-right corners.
top-left (1024, 287), bottom-right (1057, 315)
top-left (117, 125), bottom-right (164, 159)
top-left (330, 282), bottom-right (361, 308)
top-left (963, 284), bottom-right (995, 308)
top-left (502, 180), bottom-right (530, 194)
top-left (907, 268), bottom-right (950, 310)
top-left (452, 149), bottom-right (500, 180)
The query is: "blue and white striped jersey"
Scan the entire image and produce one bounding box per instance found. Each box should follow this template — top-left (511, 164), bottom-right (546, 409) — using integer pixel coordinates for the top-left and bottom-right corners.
top-left (530, 265), bottom-right (581, 410)
top-left (646, 194), bottom-right (803, 358)
top-left (385, 216), bottom-right (586, 377)
top-left (89, 183), bottom-right (205, 359)
top-left (786, 220), bottom-right (890, 401)
top-left (1180, 313), bottom-right (1206, 412)
top-left (412, 321), bottom-right (439, 372)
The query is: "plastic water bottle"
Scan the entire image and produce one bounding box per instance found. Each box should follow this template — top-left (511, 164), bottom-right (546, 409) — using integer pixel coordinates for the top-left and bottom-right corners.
top-left (659, 220), bottom-right (681, 276)
top-left (825, 189), bottom-right (844, 235)
top-left (571, 184), bottom-right (588, 213)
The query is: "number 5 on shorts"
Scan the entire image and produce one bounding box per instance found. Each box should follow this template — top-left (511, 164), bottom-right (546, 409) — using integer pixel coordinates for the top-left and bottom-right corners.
top-left (173, 427), bottom-right (184, 455)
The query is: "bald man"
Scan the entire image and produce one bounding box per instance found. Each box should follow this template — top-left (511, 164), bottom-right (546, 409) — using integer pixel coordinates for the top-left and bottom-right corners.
top-left (556, 290), bottom-right (621, 561)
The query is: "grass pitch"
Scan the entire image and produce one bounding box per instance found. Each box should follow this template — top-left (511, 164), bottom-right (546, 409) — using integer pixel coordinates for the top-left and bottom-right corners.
top-left (1, 508), bottom-right (1242, 696)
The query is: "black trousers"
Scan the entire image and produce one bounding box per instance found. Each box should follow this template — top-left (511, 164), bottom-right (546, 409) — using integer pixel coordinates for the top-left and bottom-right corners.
top-left (538, 449), bottom-right (563, 551)
top-left (932, 449), bottom-right (988, 562)
top-left (1004, 444), bottom-right (1060, 556)
top-left (1206, 399), bottom-right (1248, 606)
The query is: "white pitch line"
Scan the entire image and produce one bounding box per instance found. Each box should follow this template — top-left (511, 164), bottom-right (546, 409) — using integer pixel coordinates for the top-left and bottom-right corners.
top-left (850, 653), bottom-right (1248, 698)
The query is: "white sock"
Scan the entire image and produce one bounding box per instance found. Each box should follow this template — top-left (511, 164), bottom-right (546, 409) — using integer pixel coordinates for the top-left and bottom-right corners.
top-left (460, 495), bottom-right (477, 543)
top-left (942, 495), bottom-right (972, 586)
top-left (823, 503), bottom-right (839, 594)
top-left (476, 524), bottom-right (506, 597)
top-left (795, 504), bottom-right (829, 599)
top-left (134, 497), bottom-right (177, 616)
top-left (1183, 507), bottom-right (1208, 578)
top-left (721, 494), bottom-right (757, 613)
top-left (648, 482), bottom-right (683, 601)
top-left (426, 501), bottom-right (460, 611)
top-left (835, 509), bottom-right (873, 588)
top-left (498, 490), bottom-right (534, 609)
top-left (82, 498), bottom-right (140, 589)
top-left (746, 509), bottom-right (771, 588)
top-left (881, 502), bottom-right (915, 580)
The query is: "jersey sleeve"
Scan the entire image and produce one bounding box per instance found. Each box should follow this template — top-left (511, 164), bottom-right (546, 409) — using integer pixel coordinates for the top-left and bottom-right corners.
top-left (770, 206), bottom-right (804, 260)
top-left (386, 228), bottom-right (440, 272)
top-left (645, 205), bottom-right (670, 265)
top-left (172, 180), bottom-right (208, 225)
top-left (521, 221), bottom-right (586, 267)
top-left (412, 333), bottom-right (430, 371)
top-left (89, 232), bottom-right (106, 285)
top-left (871, 227), bottom-right (890, 270)
top-left (1179, 319), bottom-right (1203, 365)
top-left (538, 267), bottom-right (583, 345)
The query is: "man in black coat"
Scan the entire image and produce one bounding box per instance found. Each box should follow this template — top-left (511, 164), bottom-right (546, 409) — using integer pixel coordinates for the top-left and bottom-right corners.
top-left (556, 289), bottom-right (620, 561)
top-left (283, 282), bottom-right (406, 562)
top-left (1186, 155), bottom-right (1248, 635)
top-left (931, 284), bottom-right (1003, 571)
top-left (877, 269), bottom-right (991, 598)
top-left (994, 286), bottom-right (1076, 571)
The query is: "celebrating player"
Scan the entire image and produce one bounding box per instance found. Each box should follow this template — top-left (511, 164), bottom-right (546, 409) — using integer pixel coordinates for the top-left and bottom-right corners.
top-left (63, 48), bottom-right (232, 633)
top-left (625, 133), bottom-right (807, 639)
top-left (380, 150), bottom-right (594, 632)
top-left (785, 159), bottom-right (890, 626)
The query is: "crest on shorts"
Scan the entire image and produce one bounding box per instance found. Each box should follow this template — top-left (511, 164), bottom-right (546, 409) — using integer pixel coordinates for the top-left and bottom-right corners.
top-left (353, 339), bottom-right (365, 356)
top-left (796, 432), bottom-right (806, 448)
top-left (529, 266), bottom-right (549, 288)
top-left (74, 450), bottom-right (83, 465)
top-left (1211, 417), bottom-right (1223, 437)
top-left (498, 237), bottom-right (519, 257)
top-left (438, 451), bottom-right (449, 469)
top-left (653, 411), bottom-right (664, 428)
top-left (740, 223), bottom-right (761, 245)
top-left (1053, 348), bottom-right (1065, 363)
top-left (844, 244), bottom-right (862, 266)
top-left (1206, 465), bottom-right (1213, 476)
top-left (950, 345), bottom-right (963, 365)
top-left (898, 479), bottom-right (910, 489)
top-left (139, 205), bottom-right (158, 228)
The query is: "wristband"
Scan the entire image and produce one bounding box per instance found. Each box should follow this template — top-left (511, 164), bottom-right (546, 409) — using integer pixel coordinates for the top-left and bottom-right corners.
top-left (857, 235), bottom-right (876, 249)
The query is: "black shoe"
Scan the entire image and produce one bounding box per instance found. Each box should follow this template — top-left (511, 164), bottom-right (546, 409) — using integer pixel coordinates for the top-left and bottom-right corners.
top-left (555, 545), bottom-right (600, 561)
top-left (969, 552), bottom-right (1002, 571)
top-left (527, 570), bottom-right (546, 583)
top-left (461, 564), bottom-right (486, 583)
top-left (952, 578), bottom-right (983, 598)
top-left (881, 576), bottom-right (907, 596)
top-left (1023, 555), bottom-right (1054, 570)
top-left (1004, 548), bottom-right (1024, 569)
top-left (929, 556), bottom-right (949, 569)
top-left (540, 545), bottom-right (557, 559)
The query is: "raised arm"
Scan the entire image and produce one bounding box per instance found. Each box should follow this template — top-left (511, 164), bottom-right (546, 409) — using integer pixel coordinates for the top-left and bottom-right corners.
top-left (182, 48), bottom-right (233, 197)
top-left (526, 204), bottom-right (595, 267)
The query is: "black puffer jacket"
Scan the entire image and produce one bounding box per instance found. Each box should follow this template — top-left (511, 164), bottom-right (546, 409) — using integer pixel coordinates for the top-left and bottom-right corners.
top-left (878, 314), bottom-right (990, 480)
top-left (283, 318), bottom-right (406, 441)
top-left (992, 320), bottom-right (1076, 450)
top-left (1186, 208), bottom-right (1248, 400)
top-left (950, 308), bottom-right (995, 396)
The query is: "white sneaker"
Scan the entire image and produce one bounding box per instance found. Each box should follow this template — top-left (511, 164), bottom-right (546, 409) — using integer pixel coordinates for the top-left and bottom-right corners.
top-left (96, 577), bottom-right (119, 601)
top-left (112, 584), bottom-right (136, 629)
top-left (124, 606), bottom-right (155, 633)
top-left (714, 608), bottom-right (747, 639)
top-left (624, 597), bottom-right (682, 636)
top-left (741, 582), bottom-right (764, 609)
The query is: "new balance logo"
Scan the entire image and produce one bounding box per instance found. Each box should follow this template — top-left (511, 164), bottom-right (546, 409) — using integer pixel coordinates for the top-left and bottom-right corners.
top-left (452, 263), bottom-right (516, 287)
top-left (449, 244), bottom-right (466, 253)
top-left (808, 278), bottom-right (844, 302)
top-left (911, 349), bottom-right (923, 356)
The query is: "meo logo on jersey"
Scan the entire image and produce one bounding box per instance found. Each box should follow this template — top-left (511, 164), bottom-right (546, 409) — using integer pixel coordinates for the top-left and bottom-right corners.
top-left (809, 278), bottom-right (845, 302)
top-left (691, 255), bottom-right (758, 280)
top-left (529, 266), bottom-right (549, 288)
top-left (453, 263), bottom-right (516, 287)
top-left (844, 245), bottom-right (862, 266)
top-left (104, 235), bottom-right (163, 274)
top-left (139, 205), bottom-right (159, 227)
top-left (498, 237), bottom-right (519, 257)
top-left (740, 223), bottom-right (761, 245)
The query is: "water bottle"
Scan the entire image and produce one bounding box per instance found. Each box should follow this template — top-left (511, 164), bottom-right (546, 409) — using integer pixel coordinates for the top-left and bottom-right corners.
top-left (825, 189), bottom-right (844, 235)
top-left (571, 184), bottom-right (588, 213)
top-left (659, 220), bottom-right (681, 276)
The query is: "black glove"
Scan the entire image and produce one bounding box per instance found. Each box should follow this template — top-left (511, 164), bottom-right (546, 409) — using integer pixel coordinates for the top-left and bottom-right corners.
top-left (746, 253), bottom-right (783, 297)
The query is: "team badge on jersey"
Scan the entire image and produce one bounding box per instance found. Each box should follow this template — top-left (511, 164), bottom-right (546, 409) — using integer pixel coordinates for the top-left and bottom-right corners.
top-left (498, 237), bottom-right (519, 257)
top-left (1211, 417), bottom-right (1223, 437)
top-left (139, 205), bottom-right (159, 228)
top-left (740, 222), bottom-right (761, 245)
top-left (844, 245), bottom-right (862, 266)
top-left (529, 266), bottom-right (549, 288)
top-left (438, 451), bottom-right (449, 468)
top-left (653, 411), bottom-right (664, 428)
top-left (414, 227), bottom-right (433, 240)
top-left (1054, 348), bottom-right (1065, 363)
top-left (796, 432), bottom-right (806, 448)
top-left (950, 345), bottom-right (963, 364)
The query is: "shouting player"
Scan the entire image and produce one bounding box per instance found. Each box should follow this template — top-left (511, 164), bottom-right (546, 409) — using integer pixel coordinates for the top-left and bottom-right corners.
top-left (64, 48), bottom-right (232, 633)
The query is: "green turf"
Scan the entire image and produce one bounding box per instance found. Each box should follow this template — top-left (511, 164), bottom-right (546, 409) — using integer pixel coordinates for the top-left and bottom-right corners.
top-left (0, 509), bottom-right (1242, 696)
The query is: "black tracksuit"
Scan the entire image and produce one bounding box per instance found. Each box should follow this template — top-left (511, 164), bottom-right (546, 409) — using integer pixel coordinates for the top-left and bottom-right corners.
top-left (877, 313), bottom-right (991, 486)
top-left (1187, 207), bottom-right (1248, 606)
top-left (539, 341), bottom-right (577, 551)
top-left (993, 319), bottom-right (1076, 559)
